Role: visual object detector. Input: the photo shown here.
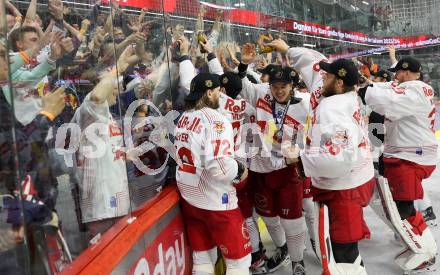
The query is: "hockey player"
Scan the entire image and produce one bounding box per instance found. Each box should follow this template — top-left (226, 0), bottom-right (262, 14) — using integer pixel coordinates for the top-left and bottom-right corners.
top-left (237, 44), bottom-right (310, 275)
top-left (361, 57), bottom-right (438, 272)
top-left (268, 39), bottom-right (375, 275)
top-left (174, 73), bottom-right (251, 275)
top-left (200, 39), bottom-right (268, 273)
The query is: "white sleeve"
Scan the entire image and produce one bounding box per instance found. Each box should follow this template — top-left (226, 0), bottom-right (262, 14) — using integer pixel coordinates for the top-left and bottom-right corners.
top-left (301, 105), bottom-right (362, 178)
top-left (179, 60), bottom-right (197, 95)
top-left (240, 76), bottom-right (269, 106)
top-left (203, 118), bottom-right (239, 183)
top-left (286, 47), bottom-right (327, 93)
top-left (208, 57), bottom-right (224, 76)
top-left (365, 83), bottom-right (427, 120)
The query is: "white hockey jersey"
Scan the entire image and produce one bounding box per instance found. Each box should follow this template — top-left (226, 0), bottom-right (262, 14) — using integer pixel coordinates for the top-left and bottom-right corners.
top-left (287, 47), bottom-right (374, 190)
top-left (365, 80), bottom-right (437, 165)
top-left (207, 56), bottom-right (257, 167)
top-left (73, 94), bottom-right (130, 223)
top-left (174, 107), bottom-right (239, 211)
top-left (240, 77), bottom-right (310, 173)
top-left (217, 93), bottom-right (248, 151)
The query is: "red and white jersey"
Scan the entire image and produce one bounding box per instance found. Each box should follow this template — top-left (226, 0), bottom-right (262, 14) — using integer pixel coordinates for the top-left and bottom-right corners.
top-left (365, 80), bottom-right (437, 165)
top-left (72, 94), bottom-right (130, 223)
top-left (217, 93), bottom-right (248, 151)
top-left (174, 107), bottom-right (239, 211)
top-left (287, 47), bottom-right (373, 190)
top-left (301, 91), bottom-right (374, 190)
top-left (240, 77), bottom-right (310, 173)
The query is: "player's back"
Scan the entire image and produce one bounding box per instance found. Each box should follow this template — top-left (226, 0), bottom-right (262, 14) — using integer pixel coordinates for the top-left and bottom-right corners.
top-left (174, 107), bottom-right (239, 211)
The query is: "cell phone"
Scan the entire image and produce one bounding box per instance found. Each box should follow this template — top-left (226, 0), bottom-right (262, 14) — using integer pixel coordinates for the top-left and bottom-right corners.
top-left (52, 24), bottom-right (67, 37)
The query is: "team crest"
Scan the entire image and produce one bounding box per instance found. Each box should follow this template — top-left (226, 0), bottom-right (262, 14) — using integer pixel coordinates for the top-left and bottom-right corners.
top-left (205, 80), bottom-right (213, 88)
top-left (291, 71), bottom-right (296, 77)
top-left (331, 130), bottom-right (348, 145)
top-left (402, 62), bottom-right (409, 69)
top-left (222, 77), bottom-right (229, 84)
top-left (213, 121), bottom-right (225, 134)
top-left (275, 72), bottom-right (283, 78)
top-left (338, 68), bottom-right (347, 77)
top-left (383, 73), bottom-right (388, 78)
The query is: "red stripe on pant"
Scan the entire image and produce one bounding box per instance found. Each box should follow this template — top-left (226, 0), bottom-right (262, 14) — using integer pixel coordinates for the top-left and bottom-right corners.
top-left (319, 204), bottom-right (331, 275)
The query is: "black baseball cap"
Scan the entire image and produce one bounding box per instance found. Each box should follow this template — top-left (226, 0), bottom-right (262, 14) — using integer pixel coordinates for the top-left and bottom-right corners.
top-left (185, 73), bottom-right (221, 102)
top-left (220, 72), bottom-right (242, 99)
top-left (374, 70), bottom-right (392, 81)
top-left (319, 59), bottom-right (359, 86)
top-left (388, 57), bottom-right (421, 73)
top-left (257, 64), bottom-right (277, 75)
top-left (269, 66), bottom-right (300, 85)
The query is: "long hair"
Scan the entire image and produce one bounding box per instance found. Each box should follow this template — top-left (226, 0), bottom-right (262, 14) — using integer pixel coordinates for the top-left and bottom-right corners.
top-left (184, 92), bottom-right (218, 111)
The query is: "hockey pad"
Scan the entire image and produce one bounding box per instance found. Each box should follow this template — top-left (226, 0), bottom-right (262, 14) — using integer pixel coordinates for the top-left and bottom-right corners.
top-left (314, 203), bottom-right (368, 275)
top-left (328, 256), bottom-right (368, 275)
top-left (314, 202), bottom-right (333, 275)
top-left (394, 223), bottom-right (437, 271)
top-left (376, 175), bottom-right (437, 270)
top-left (369, 186), bottom-right (395, 232)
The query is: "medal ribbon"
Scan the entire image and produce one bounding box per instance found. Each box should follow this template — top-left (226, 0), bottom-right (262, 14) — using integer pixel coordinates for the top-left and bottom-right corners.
top-left (271, 96), bottom-right (292, 133)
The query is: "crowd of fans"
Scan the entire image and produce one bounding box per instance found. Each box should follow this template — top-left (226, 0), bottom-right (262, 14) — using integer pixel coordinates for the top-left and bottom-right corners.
top-left (369, 3), bottom-right (393, 32)
top-left (0, 0), bottom-right (437, 274)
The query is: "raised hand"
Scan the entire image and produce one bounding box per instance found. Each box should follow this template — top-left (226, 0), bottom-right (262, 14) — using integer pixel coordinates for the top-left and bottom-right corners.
top-left (198, 33), bottom-right (213, 54)
top-left (177, 35), bottom-right (190, 56)
top-left (49, 31), bottom-right (65, 61)
top-left (226, 44), bottom-right (240, 66)
top-left (240, 43), bottom-right (257, 64)
top-left (49, 0), bottom-right (64, 21)
top-left (42, 86), bottom-right (66, 118)
top-left (117, 45), bottom-right (139, 73)
top-left (266, 39), bottom-right (289, 54)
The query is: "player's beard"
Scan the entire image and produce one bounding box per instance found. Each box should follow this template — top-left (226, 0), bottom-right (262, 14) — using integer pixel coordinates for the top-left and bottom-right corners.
top-left (201, 94), bottom-right (220, 109)
top-left (321, 78), bottom-right (337, 97)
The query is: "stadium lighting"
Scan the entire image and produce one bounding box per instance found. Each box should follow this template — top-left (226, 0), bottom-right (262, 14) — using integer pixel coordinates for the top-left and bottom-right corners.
top-left (303, 43), bottom-right (316, 48)
top-left (362, 1), bottom-right (369, 5)
top-left (234, 3), bottom-right (246, 7)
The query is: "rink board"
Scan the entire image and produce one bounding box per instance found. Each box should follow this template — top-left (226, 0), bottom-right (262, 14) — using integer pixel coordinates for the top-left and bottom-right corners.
top-left (60, 185), bottom-right (191, 275)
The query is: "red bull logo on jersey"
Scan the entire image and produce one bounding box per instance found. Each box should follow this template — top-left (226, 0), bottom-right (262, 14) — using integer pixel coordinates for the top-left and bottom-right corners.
top-left (214, 121), bottom-right (225, 134)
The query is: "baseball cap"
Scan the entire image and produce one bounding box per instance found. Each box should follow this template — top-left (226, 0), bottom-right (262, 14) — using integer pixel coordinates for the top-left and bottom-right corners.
top-left (269, 66), bottom-right (300, 85)
top-left (319, 59), bottom-right (359, 87)
top-left (185, 73), bottom-right (221, 102)
top-left (220, 72), bottom-right (243, 99)
top-left (374, 70), bottom-right (392, 81)
top-left (388, 57), bottom-right (421, 73)
top-left (257, 64), bottom-right (277, 75)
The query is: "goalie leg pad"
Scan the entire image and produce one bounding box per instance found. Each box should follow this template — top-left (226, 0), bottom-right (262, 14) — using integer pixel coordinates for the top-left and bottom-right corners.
top-left (375, 176), bottom-right (437, 270)
top-left (327, 255), bottom-right (368, 275)
top-left (314, 203), bottom-right (368, 275)
top-left (314, 202), bottom-right (333, 275)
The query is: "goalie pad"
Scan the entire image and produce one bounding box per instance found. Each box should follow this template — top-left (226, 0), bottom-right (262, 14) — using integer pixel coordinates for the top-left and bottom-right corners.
top-left (369, 186), bottom-right (397, 233)
top-left (314, 203), bottom-right (367, 275)
top-left (375, 175), bottom-right (437, 270)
